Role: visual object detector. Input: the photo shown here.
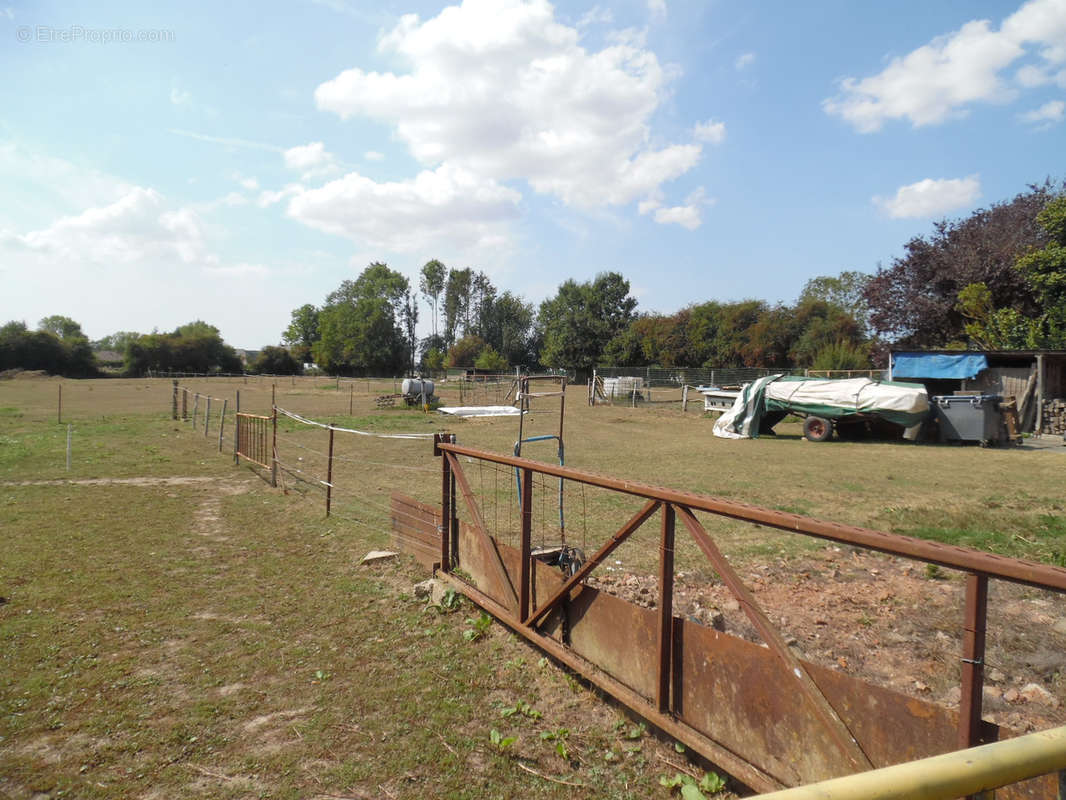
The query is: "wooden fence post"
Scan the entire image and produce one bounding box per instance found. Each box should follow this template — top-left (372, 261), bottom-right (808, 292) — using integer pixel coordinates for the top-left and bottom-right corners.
top-left (204, 396), bottom-right (211, 436)
top-left (172, 380), bottom-right (178, 419)
top-left (192, 394), bottom-right (199, 428)
top-left (58, 384), bottom-right (62, 424)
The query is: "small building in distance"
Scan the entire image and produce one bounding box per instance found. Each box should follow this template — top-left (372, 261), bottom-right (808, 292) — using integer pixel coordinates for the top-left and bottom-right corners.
top-left (887, 349), bottom-right (1066, 435)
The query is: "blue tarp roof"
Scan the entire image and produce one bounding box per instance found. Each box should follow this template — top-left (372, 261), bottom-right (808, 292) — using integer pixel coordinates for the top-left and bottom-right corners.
top-left (892, 352), bottom-right (988, 379)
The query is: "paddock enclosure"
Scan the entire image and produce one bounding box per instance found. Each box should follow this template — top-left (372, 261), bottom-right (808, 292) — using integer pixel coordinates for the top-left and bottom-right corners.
top-left (3, 373), bottom-right (1066, 797)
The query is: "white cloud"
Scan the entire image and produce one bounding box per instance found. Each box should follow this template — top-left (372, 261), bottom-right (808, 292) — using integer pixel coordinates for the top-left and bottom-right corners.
top-left (283, 141), bottom-right (339, 178)
top-left (170, 86), bottom-right (191, 106)
top-left (873, 175), bottom-right (981, 219)
top-left (205, 262), bottom-right (270, 277)
top-left (692, 119), bottom-right (726, 144)
top-left (313, 0), bottom-right (699, 211)
top-left (238, 176), bottom-right (260, 191)
top-left (735, 52), bottom-right (755, 71)
top-left (577, 6), bottom-right (613, 27)
top-left (647, 0), bottom-right (666, 17)
top-left (1020, 98), bottom-right (1066, 123)
top-left (257, 184), bottom-right (305, 208)
top-left (824, 0), bottom-right (1066, 132)
top-left (0, 187), bottom-right (209, 265)
top-left (168, 128), bottom-right (283, 153)
top-left (364, 150), bottom-right (385, 162)
top-left (653, 204), bottom-right (700, 230)
top-left (195, 191), bottom-right (249, 212)
top-left (646, 186), bottom-right (712, 230)
top-left (286, 163), bottom-right (521, 253)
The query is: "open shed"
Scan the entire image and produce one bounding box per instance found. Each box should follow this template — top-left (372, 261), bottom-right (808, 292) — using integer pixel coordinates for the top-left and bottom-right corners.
top-left (887, 349), bottom-right (1066, 434)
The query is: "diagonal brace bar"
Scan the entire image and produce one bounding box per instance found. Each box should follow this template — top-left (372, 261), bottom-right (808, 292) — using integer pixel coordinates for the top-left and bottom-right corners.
top-left (676, 505), bottom-right (874, 774)
top-left (446, 451), bottom-right (520, 612)
top-left (525, 499), bottom-right (660, 628)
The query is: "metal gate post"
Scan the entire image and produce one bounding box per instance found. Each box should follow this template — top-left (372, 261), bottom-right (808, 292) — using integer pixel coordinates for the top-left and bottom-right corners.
top-left (436, 433), bottom-right (452, 572)
top-left (234, 390), bottom-right (240, 465)
top-left (270, 407), bottom-right (278, 488)
top-left (519, 467), bottom-right (533, 623)
top-left (959, 572), bottom-right (989, 749)
top-left (657, 502), bottom-right (676, 713)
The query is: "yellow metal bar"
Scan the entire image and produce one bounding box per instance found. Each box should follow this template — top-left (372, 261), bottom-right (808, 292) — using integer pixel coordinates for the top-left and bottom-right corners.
top-left (756, 725), bottom-right (1066, 800)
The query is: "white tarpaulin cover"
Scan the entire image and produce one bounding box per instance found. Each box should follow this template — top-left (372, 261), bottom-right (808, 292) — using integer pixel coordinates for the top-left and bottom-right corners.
top-left (437, 405), bottom-right (522, 417)
top-left (713, 376), bottom-right (929, 439)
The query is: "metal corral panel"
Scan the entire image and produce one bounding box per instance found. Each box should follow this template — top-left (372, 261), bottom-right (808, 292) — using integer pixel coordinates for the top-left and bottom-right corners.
top-left (602, 376), bottom-right (644, 399)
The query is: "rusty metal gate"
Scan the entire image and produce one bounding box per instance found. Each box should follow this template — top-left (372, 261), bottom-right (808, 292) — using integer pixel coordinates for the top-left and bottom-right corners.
top-left (235, 411), bottom-right (273, 471)
top-left (390, 435), bottom-right (1066, 797)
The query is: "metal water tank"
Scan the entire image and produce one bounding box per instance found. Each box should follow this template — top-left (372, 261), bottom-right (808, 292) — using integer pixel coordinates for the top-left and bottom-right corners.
top-left (401, 378), bottom-right (434, 398)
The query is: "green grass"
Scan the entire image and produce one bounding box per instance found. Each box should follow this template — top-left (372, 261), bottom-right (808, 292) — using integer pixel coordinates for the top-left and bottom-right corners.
top-left (4, 376), bottom-right (1066, 798)
top-left (0, 384), bottom-right (699, 799)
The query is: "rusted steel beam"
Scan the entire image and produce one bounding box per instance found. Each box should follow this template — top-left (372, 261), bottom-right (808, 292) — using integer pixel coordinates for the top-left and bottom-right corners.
top-left (657, 503), bottom-right (676, 714)
top-left (439, 571), bottom-right (786, 795)
top-left (435, 442), bottom-right (1066, 594)
top-left (525, 499), bottom-right (660, 628)
top-left (519, 467), bottom-right (533, 623)
top-left (675, 505), bottom-right (874, 774)
top-left (445, 451), bottom-right (519, 612)
top-left (959, 572), bottom-right (989, 750)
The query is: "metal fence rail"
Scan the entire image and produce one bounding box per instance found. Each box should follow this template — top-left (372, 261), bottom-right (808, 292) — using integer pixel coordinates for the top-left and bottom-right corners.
top-left (418, 437), bottom-right (1066, 796)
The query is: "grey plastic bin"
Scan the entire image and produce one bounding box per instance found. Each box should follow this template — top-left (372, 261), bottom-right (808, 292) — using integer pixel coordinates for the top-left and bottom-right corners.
top-left (931, 395), bottom-right (1003, 444)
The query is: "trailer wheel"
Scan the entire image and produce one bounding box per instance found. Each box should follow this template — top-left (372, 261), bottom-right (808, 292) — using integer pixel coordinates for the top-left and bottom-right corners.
top-left (803, 416), bottom-right (833, 442)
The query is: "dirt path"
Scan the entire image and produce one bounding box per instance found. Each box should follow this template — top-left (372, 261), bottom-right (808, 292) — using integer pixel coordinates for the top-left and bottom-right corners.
top-left (0, 476), bottom-right (226, 487)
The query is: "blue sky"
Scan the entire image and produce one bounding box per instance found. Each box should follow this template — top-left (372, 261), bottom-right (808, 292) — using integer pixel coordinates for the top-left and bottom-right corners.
top-left (1, 0), bottom-right (1064, 349)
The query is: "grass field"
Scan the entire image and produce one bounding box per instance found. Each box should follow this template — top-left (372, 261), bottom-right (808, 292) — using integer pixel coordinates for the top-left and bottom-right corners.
top-left (3, 374), bottom-right (1066, 798)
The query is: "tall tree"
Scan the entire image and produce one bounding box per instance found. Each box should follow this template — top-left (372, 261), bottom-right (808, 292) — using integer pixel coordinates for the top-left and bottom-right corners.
top-left (864, 182), bottom-right (1059, 347)
top-left (1, 319), bottom-right (97, 377)
top-left (538, 272), bottom-right (637, 370)
top-left (38, 315), bottom-right (86, 341)
top-left (442, 268), bottom-right (472, 347)
top-left (123, 322), bottom-right (241, 375)
top-left (313, 263), bottom-right (412, 375)
top-left (419, 259), bottom-right (447, 338)
top-left (282, 304), bottom-right (320, 363)
top-left (798, 271), bottom-right (872, 333)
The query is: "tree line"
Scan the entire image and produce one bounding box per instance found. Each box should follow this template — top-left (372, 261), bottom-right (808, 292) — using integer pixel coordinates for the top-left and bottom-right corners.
top-left (280, 178), bottom-right (1064, 376)
top-left (4, 179), bottom-right (1062, 378)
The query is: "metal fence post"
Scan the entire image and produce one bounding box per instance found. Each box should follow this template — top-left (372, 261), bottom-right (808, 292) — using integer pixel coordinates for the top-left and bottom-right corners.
top-left (959, 572), bottom-right (989, 749)
top-left (519, 467), bottom-right (533, 623)
top-left (234, 390), bottom-right (240, 465)
top-left (172, 380), bottom-right (178, 420)
top-left (657, 502), bottom-right (676, 713)
top-left (218, 399), bottom-right (227, 452)
top-left (271, 406), bottom-right (278, 488)
top-left (326, 425), bottom-right (335, 517)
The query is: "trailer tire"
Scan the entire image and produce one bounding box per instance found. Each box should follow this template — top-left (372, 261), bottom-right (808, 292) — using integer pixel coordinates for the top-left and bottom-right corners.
top-left (803, 416), bottom-right (833, 442)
